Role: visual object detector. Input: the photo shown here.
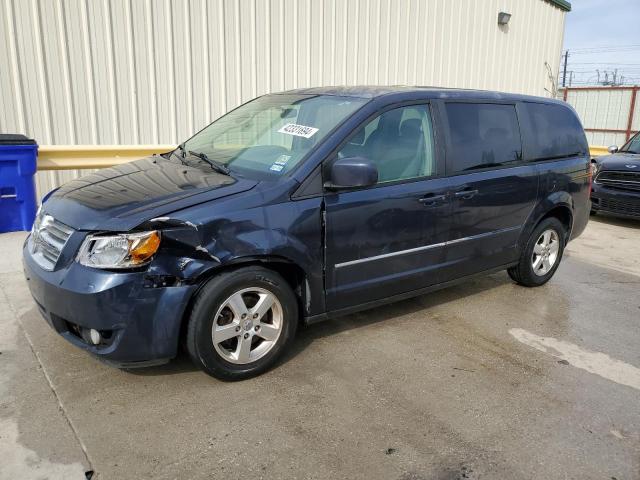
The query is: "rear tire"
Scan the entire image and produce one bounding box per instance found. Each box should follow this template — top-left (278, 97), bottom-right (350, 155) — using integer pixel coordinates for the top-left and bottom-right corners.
top-left (186, 267), bottom-right (298, 380)
top-left (508, 217), bottom-right (566, 287)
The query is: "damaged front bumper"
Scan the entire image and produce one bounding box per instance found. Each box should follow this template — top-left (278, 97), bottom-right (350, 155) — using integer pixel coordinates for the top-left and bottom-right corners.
top-left (23, 241), bottom-right (198, 367)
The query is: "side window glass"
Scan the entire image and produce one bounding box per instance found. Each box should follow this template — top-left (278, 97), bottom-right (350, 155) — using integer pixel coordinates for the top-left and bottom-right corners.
top-left (525, 102), bottom-right (588, 160)
top-left (445, 103), bottom-right (522, 173)
top-left (622, 132), bottom-right (640, 153)
top-left (337, 105), bottom-right (436, 183)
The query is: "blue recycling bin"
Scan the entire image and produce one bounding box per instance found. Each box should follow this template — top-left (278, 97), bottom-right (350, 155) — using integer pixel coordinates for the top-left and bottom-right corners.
top-left (0, 134), bottom-right (38, 233)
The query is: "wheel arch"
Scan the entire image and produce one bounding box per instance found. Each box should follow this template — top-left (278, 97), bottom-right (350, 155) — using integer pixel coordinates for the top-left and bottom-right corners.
top-left (540, 204), bottom-right (573, 240)
top-left (520, 195), bottom-right (574, 250)
top-left (177, 255), bottom-right (310, 349)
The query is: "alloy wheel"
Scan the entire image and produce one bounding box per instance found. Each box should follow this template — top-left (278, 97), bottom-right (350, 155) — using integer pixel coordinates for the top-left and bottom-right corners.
top-left (211, 287), bottom-right (283, 364)
top-left (531, 229), bottom-right (560, 276)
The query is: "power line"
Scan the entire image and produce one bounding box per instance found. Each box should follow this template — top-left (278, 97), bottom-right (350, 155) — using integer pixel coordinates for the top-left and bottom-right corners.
top-left (559, 47), bottom-right (640, 86)
top-left (568, 68), bottom-right (640, 73)
top-left (569, 44), bottom-right (640, 52)
top-left (569, 43), bottom-right (640, 50)
top-left (568, 63), bottom-right (640, 66)
top-left (569, 47), bottom-right (640, 55)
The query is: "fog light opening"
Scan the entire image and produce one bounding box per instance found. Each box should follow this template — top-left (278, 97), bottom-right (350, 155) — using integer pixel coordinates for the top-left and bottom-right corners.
top-left (89, 329), bottom-right (102, 345)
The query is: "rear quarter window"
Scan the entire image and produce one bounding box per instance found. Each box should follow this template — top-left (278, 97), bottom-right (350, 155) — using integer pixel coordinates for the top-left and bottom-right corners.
top-left (523, 102), bottom-right (588, 160)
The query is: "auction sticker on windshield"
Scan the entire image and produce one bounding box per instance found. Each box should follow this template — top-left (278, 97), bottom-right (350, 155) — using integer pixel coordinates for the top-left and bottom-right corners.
top-left (277, 123), bottom-right (319, 138)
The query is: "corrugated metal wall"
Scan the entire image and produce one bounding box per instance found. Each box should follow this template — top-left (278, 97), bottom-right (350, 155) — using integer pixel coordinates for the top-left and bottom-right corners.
top-left (1, 0), bottom-right (566, 195)
top-left (562, 87), bottom-right (640, 148)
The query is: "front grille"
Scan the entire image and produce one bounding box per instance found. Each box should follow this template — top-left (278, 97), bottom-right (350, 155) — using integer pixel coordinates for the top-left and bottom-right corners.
top-left (30, 214), bottom-right (74, 271)
top-left (599, 198), bottom-right (640, 216)
top-left (595, 170), bottom-right (640, 192)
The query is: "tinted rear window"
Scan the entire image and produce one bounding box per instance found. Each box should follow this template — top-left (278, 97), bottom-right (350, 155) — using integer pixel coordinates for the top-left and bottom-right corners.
top-left (445, 103), bottom-right (522, 173)
top-left (524, 102), bottom-right (588, 160)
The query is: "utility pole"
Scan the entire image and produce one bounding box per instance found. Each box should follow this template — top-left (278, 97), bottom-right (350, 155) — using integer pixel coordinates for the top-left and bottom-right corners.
top-left (562, 50), bottom-right (569, 87)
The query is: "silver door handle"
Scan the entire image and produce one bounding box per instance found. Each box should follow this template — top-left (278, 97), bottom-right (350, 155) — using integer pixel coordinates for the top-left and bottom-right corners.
top-left (418, 194), bottom-right (447, 206)
top-left (453, 189), bottom-right (478, 200)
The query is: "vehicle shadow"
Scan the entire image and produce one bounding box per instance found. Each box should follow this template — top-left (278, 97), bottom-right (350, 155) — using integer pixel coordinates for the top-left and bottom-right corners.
top-left (590, 213), bottom-right (640, 228)
top-left (278, 272), bottom-right (511, 368)
top-left (128, 272), bottom-right (511, 377)
top-left (124, 350), bottom-right (198, 376)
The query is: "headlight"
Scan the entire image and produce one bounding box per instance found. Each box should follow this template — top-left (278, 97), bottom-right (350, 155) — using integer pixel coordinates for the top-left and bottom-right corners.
top-left (591, 161), bottom-right (599, 176)
top-left (77, 231), bottom-right (161, 269)
top-left (31, 205), bottom-right (43, 235)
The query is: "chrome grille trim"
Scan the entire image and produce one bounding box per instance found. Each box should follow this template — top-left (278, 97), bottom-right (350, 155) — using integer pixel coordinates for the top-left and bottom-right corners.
top-left (595, 171), bottom-right (640, 192)
top-left (30, 214), bottom-right (75, 271)
top-left (39, 229), bottom-right (65, 251)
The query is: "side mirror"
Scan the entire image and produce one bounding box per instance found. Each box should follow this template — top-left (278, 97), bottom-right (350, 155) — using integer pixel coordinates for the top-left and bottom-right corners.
top-left (608, 145), bottom-right (619, 154)
top-left (325, 157), bottom-right (378, 190)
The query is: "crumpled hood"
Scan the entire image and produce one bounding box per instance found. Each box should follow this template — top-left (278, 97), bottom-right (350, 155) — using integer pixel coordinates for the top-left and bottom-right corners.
top-left (43, 156), bottom-right (257, 231)
top-left (596, 152), bottom-right (640, 172)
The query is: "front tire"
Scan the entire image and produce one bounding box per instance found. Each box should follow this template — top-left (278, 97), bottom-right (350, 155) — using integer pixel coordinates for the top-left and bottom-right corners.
top-left (508, 217), bottom-right (566, 287)
top-left (186, 267), bottom-right (298, 380)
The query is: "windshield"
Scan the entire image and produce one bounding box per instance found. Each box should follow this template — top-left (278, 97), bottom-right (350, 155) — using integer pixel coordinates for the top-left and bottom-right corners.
top-left (182, 94), bottom-right (367, 179)
top-left (621, 131), bottom-right (640, 154)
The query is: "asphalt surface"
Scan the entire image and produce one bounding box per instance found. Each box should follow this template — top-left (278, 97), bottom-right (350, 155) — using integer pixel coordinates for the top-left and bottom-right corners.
top-left (1, 215), bottom-right (639, 480)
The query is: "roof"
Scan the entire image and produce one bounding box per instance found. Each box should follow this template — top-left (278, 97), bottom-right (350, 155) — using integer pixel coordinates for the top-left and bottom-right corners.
top-left (277, 85), bottom-right (566, 105)
top-left (545, 0), bottom-right (571, 12)
top-left (279, 85), bottom-right (419, 99)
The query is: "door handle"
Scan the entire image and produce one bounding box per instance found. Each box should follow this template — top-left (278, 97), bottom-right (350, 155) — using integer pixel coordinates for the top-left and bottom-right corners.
top-left (418, 194), bottom-right (447, 206)
top-left (453, 189), bottom-right (478, 200)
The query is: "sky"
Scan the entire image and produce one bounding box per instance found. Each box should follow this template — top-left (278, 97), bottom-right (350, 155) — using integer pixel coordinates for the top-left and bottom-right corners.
top-left (561, 0), bottom-right (640, 86)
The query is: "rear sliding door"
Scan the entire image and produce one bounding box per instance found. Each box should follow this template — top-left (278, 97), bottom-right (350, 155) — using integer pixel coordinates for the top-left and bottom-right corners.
top-left (437, 101), bottom-right (539, 281)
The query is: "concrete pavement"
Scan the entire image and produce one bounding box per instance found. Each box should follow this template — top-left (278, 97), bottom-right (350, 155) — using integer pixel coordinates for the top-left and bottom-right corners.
top-left (1, 216), bottom-right (639, 480)
top-left (0, 232), bottom-right (89, 479)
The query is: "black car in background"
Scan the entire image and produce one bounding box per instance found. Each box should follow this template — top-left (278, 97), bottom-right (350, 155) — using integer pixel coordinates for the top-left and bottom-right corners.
top-left (591, 131), bottom-right (640, 219)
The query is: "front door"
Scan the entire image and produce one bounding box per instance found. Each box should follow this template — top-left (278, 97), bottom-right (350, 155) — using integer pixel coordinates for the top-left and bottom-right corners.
top-left (324, 104), bottom-right (450, 311)
top-left (437, 101), bottom-right (539, 281)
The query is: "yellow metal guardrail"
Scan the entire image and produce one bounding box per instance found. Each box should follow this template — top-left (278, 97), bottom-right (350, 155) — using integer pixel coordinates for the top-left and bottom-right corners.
top-left (36, 145), bottom-right (610, 171)
top-left (589, 145), bottom-right (609, 157)
top-left (37, 145), bottom-right (176, 170)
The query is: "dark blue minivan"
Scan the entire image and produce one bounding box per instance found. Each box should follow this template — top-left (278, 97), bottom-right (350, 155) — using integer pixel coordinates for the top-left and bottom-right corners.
top-left (23, 87), bottom-right (591, 379)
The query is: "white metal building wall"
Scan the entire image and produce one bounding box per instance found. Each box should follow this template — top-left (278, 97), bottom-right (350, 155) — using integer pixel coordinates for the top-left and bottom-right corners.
top-left (1, 0), bottom-right (567, 195)
top-left (562, 87), bottom-right (640, 148)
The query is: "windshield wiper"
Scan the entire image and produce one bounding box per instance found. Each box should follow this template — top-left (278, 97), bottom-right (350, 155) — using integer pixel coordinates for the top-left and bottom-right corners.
top-left (188, 150), bottom-right (231, 175)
